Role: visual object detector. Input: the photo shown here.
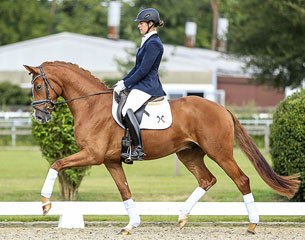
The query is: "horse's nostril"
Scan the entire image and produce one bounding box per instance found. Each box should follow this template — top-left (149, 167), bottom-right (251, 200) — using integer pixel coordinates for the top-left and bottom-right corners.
top-left (36, 115), bottom-right (44, 123)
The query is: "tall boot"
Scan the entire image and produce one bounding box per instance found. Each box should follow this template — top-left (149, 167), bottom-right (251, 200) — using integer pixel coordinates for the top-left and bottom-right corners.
top-left (121, 109), bottom-right (145, 160)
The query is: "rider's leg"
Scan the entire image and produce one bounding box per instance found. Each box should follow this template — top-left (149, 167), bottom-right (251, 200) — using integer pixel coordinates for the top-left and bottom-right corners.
top-left (122, 89), bottom-right (151, 160)
top-left (123, 109), bottom-right (145, 160)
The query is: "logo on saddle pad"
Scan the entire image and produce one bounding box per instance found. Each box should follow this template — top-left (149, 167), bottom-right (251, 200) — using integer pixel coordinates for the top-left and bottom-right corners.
top-left (112, 91), bottom-right (172, 130)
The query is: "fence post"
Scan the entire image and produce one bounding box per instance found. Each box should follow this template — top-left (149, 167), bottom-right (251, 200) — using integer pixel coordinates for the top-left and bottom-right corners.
top-left (174, 154), bottom-right (181, 176)
top-left (264, 125), bottom-right (270, 153)
top-left (11, 123), bottom-right (16, 147)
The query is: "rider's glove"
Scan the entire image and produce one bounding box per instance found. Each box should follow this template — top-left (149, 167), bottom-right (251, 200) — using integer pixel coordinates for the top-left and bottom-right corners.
top-left (113, 80), bottom-right (126, 95)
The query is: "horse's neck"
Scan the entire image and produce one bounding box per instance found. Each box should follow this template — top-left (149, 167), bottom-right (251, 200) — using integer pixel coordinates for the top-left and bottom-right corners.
top-left (60, 74), bottom-right (107, 100)
top-left (58, 70), bottom-right (112, 120)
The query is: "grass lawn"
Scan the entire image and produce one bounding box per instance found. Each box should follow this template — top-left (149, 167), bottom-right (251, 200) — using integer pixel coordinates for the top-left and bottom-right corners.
top-left (0, 146), bottom-right (282, 202)
top-left (1, 146), bottom-right (303, 223)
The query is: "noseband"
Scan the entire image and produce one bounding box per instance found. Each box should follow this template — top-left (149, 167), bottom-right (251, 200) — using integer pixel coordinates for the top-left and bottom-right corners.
top-left (31, 65), bottom-right (113, 114)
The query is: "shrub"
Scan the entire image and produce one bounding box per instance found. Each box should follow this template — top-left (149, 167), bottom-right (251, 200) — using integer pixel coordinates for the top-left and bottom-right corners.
top-left (32, 100), bottom-right (90, 200)
top-left (270, 89), bottom-right (305, 201)
top-left (0, 81), bottom-right (31, 111)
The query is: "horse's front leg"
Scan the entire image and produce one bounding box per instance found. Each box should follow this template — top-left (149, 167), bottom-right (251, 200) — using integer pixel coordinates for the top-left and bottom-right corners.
top-left (105, 162), bottom-right (140, 235)
top-left (41, 148), bottom-right (97, 215)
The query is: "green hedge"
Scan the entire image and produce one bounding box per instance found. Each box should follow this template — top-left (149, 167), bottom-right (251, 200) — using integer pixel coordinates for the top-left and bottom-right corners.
top-left (270, 89), bottom-right (305, 201)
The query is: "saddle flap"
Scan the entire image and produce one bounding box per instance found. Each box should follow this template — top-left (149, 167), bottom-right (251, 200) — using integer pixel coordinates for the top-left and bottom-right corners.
top-left (112, 93), bottom-right (172, 130)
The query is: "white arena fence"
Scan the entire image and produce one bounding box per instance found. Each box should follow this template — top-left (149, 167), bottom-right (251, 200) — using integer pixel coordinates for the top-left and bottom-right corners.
top-left (0, 202), bottom-right (304, 228)
top-left (0, 117), bottom-right (272, 150)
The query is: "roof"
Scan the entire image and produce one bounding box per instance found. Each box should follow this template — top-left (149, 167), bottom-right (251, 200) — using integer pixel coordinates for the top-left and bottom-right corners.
top-left (0, 32), bottom-right (246, 75)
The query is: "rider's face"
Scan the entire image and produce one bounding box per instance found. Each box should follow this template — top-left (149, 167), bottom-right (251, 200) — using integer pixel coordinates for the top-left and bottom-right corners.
top-left (138, 21), bottom-right (153, 35)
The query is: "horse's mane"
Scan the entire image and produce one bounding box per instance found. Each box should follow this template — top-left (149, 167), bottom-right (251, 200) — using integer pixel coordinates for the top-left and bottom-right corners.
top-left (42, 61), bottom-right (109, 89)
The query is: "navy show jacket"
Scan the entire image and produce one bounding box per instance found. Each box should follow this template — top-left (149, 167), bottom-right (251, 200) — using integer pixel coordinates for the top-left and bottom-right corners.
top-left (123, 34), bottom-right (166, 97)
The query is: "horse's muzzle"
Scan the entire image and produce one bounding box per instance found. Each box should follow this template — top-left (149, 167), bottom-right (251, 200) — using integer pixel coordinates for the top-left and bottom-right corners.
top-left (35, 111), bottom-right (52, 124)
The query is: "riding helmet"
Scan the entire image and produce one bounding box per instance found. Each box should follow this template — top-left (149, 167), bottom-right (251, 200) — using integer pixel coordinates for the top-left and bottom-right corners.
top-left (134, 8), bottom-right (160, 26)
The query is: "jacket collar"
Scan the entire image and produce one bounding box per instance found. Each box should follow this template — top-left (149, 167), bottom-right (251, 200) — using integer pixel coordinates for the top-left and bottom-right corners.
top-left (140, 31), bottom-right (158, 47)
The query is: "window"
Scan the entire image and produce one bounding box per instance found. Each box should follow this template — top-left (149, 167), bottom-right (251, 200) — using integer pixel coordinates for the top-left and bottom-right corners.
top-left (187, 92), bottom-right (204, 98)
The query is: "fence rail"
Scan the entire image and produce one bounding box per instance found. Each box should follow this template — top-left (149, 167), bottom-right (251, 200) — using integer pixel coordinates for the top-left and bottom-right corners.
top-left (0, 202), bottom-right (304, 228)
top-left (0, 117), bottom-right (272, 148)
top-left (0, 119), bottom-right (32, 146)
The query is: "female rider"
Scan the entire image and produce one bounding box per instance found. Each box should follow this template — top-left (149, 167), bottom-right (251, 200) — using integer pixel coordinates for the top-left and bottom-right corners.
top-left (114, 8), bottom-right (166, 161)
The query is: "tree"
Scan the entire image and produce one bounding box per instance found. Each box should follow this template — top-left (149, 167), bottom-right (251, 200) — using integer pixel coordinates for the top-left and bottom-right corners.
top-left (224, 0), bottom-right (305, 89)
top-left (0, 0), bottom-right (51, 45)
top-left (0, 82), bottom-right (31, 110)
top-left (54, 0), bottom-right (108, 37)
top-left (0, 0), bottom-right (215, 49)
top-left (121, 0), bottom-right (213, 48)
top-left (32, 101), bottom-right (90, 200)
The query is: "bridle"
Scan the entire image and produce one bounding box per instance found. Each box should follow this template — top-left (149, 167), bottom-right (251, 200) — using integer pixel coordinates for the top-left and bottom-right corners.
top-left (31, 66), bottom-right (113, 114)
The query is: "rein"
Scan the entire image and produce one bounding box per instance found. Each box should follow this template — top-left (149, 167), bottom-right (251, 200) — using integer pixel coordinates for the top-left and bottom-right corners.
top-left (31, 65), bottom-right (113, 113)
top-left (53, 90), bottom-right (113, 107)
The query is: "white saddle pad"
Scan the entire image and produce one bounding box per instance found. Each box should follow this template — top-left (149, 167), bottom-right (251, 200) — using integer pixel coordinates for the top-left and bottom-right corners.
top-left (112, 95), bottom-right (172, 130)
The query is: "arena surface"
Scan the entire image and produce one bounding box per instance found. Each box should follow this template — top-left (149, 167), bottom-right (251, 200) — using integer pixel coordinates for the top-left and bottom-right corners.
top-left (0, 222), bottom-right (304, 240)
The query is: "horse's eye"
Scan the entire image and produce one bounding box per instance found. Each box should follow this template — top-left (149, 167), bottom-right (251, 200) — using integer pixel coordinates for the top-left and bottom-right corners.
top-left (36, 85), bottom-right (42, 91)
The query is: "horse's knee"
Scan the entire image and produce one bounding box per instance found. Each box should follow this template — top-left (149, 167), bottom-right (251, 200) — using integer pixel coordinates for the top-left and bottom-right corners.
top-left (199, 176), bottom-right (217, 191)
top-left (51, 160), bottom-right (63, 172)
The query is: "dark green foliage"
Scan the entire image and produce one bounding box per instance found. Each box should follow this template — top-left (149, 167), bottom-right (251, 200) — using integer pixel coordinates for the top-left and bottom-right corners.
top-left (32, 100), bottom-right (90, 200)
top-left (0, 0), bottom-right (51, 45)
top-left (0, 81), bottom-right (31, 109)
top-left (129, 0), bottom-right (213, 48)
top-left (270, 89), bottom-right (305, 201)
top-left (55, 0), bottom-right (108, 37)
top-left (225, 0), bottom-right (305, 89)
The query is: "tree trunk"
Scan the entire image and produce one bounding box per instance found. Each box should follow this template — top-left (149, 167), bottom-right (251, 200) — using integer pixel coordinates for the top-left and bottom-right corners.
top-left (210, 0), bottom-right (220, 51)
top-left (58, 172), bottom-right (78, 201)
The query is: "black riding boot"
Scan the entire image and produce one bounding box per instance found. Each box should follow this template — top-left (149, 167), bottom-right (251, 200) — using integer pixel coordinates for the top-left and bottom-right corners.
top-left (121, 109), bottom-right (145, 160)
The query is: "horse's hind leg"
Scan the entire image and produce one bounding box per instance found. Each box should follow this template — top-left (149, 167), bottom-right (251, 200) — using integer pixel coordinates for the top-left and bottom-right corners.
top-left (105, 162), bottom-right (140, 235)
top-left (213, 152), bottom-right (259, 234)
top-left (176, 147), bottom-right (217, 229)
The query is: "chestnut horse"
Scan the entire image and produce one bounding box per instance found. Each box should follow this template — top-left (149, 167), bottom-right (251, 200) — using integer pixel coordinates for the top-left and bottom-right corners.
top-left (24, 61), bottom-right (299, 235)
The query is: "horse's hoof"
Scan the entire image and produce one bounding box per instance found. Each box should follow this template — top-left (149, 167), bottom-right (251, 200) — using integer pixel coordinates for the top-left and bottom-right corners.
top-left (247, 223), bottom-right (257, 234)
top-left (42, 201), bottom-right (52, 216)
top-left (119, 228), bottom-right (132, 235)
top-left (178, 217), bottom-right (188, 229)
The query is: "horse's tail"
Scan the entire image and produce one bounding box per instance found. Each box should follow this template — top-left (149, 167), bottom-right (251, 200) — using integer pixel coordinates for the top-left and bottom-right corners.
top-left (228, 110), bottom-right (300, 199)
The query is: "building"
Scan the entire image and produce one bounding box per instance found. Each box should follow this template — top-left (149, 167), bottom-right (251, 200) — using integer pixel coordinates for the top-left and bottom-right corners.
top-left (0, 32), bottom-right (284, 107)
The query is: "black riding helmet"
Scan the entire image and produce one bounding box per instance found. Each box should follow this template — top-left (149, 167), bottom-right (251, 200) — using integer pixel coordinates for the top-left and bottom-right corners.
top-left (134, 8), bottom-right (161, 26)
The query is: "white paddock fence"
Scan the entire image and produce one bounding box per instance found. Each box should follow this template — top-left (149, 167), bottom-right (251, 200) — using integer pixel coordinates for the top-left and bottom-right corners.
top-left (0, 202), bottom-right (304, 228)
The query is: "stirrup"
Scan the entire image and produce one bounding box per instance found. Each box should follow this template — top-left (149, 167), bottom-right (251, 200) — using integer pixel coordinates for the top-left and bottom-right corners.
top-left (121, 153), bottom-right (133, 164)
top-left (121, 147), bottom-right (145, 162)
top-left (130, 146), bottom-right (145, 160)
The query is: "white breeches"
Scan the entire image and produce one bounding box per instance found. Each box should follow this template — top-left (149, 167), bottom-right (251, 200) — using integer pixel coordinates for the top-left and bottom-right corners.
top-left (122, 89), bottom-right (151, 117)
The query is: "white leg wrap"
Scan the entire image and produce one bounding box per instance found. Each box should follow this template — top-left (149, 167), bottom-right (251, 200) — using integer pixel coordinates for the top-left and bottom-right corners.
top-left (179, 187), bottom-right (206, 220)
top-left (41, 168), bottom-right (58, 198)
top-left (123, 199), bottom-right (141, 229)
top-left (243, 193), bottom-right (259, 224)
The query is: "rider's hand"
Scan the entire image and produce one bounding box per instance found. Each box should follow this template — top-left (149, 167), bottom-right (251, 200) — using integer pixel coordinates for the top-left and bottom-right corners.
top-left (113, 80), bottom-right (126, 95)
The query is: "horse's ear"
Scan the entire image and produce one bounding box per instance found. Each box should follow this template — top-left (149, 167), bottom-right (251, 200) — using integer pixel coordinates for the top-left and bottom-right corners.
top-left (23, 65), bottom-right (39, 75)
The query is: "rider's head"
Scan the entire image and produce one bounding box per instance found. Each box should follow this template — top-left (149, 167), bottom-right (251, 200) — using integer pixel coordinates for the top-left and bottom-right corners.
top-left (134, 8), bottom-right (164, 35)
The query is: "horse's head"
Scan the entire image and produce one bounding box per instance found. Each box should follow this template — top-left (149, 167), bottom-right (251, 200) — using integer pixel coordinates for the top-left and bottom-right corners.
top-left (24, 65), bottom-right (62, 123)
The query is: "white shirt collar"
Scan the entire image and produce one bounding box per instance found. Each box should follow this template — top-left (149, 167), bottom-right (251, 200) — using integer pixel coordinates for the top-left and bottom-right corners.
top-left (140, 30), bottom-right (158, 47)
